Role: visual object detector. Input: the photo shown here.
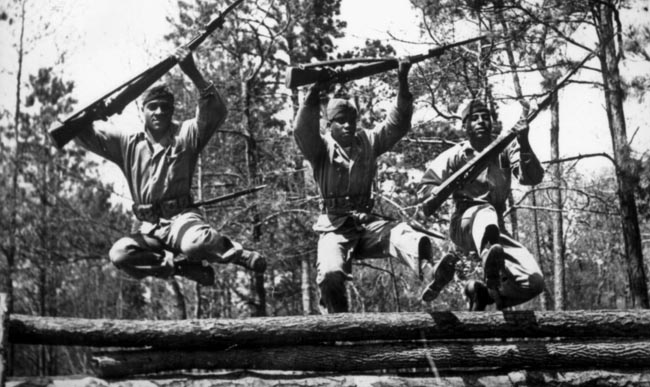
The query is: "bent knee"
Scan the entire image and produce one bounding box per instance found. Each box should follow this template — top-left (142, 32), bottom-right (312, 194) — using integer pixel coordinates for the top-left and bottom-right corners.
top-left (318, 270), bottom-right (348, 289)
top-left (179, 227), bottom-right (224, 258)
top-left (180, 227), bottom-right (218, 257)
top-left (527, 272), bottom-right (545, 297)
top-left (109, 238), bottom-right (133, 268)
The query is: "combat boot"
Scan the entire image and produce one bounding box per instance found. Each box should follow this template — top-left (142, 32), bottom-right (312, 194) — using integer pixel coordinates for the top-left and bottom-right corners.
top-left (481, 243), bottom-right (504, 290)
top-left (464, 280), bottom-right (494, 311)
top-left (421, 253), bottom-right (458, 302)
top-left (231, 249), bottom-right (267, 273)
top-left (174, 258), bottom-right (215, 286)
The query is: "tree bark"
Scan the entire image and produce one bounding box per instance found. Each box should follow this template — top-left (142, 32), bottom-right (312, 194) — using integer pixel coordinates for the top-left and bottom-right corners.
top-left (10, 310), bottom-right (650, 348)
top-left (241, 76), bottom-right (266, 317)
top-left (13, 370), bottom-right (650, 387)
top-left (91, 339), bottom-right (650, 378)
top-left (167, 279), bottom-right (187, 320)
top-left (548, 88), bottom-right (566, 310)
top-left (530, 191), bottom-right (548, 310)
top-left (592, 1), bottom-right (649, 308)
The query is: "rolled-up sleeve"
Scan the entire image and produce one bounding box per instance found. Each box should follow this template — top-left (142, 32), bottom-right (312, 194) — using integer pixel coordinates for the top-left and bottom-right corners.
top-left (369, 91), bottom-right (413, 156)
top-left (293, 90), bottom-right (326, 163)
top-left (418, 146), bottom-right (456, 201)
top-left (75, 124), bottom-right (125, 166)
top-left (508, 141), bottom-right (544, 185)
top-left (192, 84), bottom-right (228, 151)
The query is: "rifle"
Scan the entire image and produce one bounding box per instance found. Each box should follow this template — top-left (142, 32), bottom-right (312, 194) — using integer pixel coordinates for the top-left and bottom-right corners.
top-left (49, 0), bottom-right (245, 149)
top-left (420, 50), bottom-right (597, 217)
top-left (285, 35), bottom-right (488, 89)
top-left (194, 184), bottom-right (266, 207)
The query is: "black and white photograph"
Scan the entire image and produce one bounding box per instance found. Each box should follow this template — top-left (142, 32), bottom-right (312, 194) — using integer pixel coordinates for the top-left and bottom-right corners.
top-left (1, 0), bottom-right (649, 385)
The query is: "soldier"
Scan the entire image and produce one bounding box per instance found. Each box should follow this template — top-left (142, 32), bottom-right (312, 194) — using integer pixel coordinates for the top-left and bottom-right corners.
top-left (419, 99), bottom-right (545, 310)
top-left (69, 47), bottom-right (266, 286)
top-left (293, 59), bottom-right (450, 313)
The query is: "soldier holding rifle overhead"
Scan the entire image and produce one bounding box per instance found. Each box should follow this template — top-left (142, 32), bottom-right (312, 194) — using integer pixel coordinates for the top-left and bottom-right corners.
top-left (418, 99), bottom-right (545, 310)
top-left (66, 47), bottom-right (266, 286)
top-left (293, 58), bottom-right (453, 314)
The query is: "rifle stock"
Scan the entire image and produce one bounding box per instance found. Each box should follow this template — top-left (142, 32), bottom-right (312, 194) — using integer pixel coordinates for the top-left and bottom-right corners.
top-left (420, 50), bottom-right (597, 216)
top-left (49, 58), bottom-right (176, 149)
top-left (285, 35), bottom-right (487, 89)
top-left (49, 0), bottom-right (245, 149)
top-left (285, 67), bottom-right (330, 90)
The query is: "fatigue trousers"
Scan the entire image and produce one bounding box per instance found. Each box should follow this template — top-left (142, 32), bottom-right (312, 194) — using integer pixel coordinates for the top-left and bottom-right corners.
top-left (316, 216), bottom-right (435, 313)
top-left (109, 208), bottom-right (234, 280)
top-left (451, 204), bottom-right (545, 308)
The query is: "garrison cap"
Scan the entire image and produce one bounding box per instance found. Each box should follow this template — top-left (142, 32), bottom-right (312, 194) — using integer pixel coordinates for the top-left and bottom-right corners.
top-left (459, 99), bottom-right (489, 122)
top-left (327, 98), bottom-right (358, 121)
top-left (142, 84), bottom-right (175, 106)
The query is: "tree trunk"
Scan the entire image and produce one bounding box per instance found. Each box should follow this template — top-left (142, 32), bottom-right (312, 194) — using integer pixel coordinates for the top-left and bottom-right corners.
top-left (301, 256), bottom-right (312, 315)
top-left (3, 0), bottom-right (28, 376)
top-left (167, 279), bottom-right (187, 320)
top-left (548, 88), bottom-right (566, 310)
top-left (239, 74), bottom-right (267, 317)
top-left (10, 310), bottom-right (650, 348)
top-left (592, 1), bottom-right (649, 308)
top-left (530, 191), bottom-right (548, 310)
top-left (38, 267), bottom-right (46, 376)
top-left (91, 339), bottom-right (650, 378)
top-left (195, 155), bottom-right (205, 318)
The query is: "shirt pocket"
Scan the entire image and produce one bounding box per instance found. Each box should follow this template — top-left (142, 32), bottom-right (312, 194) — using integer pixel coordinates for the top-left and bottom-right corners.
top-left (165, 148), bottom-right (191, 188)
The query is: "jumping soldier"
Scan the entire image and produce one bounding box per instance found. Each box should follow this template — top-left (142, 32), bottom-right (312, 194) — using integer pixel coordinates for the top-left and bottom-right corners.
top-left (68, 47), bottom-right (266, 286)
top-left (293, 59), bottom-right (450, 313)
top-left (418, 99), bottom-right (545, 310)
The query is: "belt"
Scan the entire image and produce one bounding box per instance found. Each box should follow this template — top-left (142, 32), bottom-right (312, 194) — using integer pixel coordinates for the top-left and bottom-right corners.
top-left (319, 195), bottom-right (374, 214)
top-left (132, 195), bottom-right (193, 223)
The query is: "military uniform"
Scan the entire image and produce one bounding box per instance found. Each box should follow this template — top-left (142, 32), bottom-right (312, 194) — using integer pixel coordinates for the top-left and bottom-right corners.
top-left (419, 135), bottom-right (546, 308)
top-left (294, 88), bottom-right (437, 313)
top-left (76, 84), bottom-right (248, 282)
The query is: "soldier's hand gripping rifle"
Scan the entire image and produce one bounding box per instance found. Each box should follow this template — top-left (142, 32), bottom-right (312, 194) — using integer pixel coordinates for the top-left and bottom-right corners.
top-left (285, 35), bottom-right (488, 89)
top-left (49, 0), bottom-right (245, 149)
top-left (420, 50), bottom-right (597, 217)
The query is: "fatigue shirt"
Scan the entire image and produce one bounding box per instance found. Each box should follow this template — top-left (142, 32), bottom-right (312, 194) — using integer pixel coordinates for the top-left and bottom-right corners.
top-left (294, 93), bottom-right (413, 232)
top-left (76, 85), bottom-right (226, 207)
top-left (419, 138), bottom-right (544, 218)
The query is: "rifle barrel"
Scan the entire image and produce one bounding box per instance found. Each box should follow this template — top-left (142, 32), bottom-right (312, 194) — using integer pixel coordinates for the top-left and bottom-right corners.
top-left (186, 0), bottom-right (245, 50)
top-left (285, 34), bottom-right (489, 89)
top-left (194, 185), bottom-right (267, 207)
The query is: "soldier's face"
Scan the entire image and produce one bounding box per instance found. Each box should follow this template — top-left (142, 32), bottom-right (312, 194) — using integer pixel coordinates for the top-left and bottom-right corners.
top-left (329, 111), bottom-right (357, 147)
top-left (466, 109), bottom-right (492, 143)
top-left (144, 99), bottom-right (174, 135)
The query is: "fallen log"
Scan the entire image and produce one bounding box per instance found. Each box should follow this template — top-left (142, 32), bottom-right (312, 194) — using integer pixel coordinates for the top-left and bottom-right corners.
top-left (8, 370), bottom-right (650, 387)
top-left (91, 339), bottom-right (650, 378)
top-left (10, 310), bottom-right (650, 349)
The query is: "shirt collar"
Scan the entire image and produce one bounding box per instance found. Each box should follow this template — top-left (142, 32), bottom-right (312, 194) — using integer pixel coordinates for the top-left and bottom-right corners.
top-left (460, 140), bottom-right (477, 156)
top-left (144, 122), bottom-right (178, 149)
